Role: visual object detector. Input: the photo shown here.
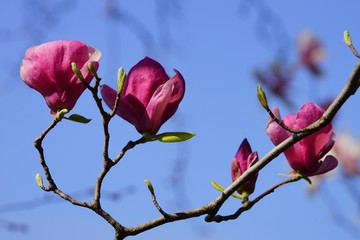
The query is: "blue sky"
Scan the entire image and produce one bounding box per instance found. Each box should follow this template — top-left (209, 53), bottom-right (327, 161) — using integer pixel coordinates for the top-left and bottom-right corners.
top-left (1, 0), bottom-right (360, 239)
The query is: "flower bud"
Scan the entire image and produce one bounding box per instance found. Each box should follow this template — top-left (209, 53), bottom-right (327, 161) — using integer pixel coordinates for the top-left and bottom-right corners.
top-left (35, 173), bottom-right (44, 188)
top-left (257, 84), bottom-right (269, 109)
top-left (343, 30), bottom-right (352, 47)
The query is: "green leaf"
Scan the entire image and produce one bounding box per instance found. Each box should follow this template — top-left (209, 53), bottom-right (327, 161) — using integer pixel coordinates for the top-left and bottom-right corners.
top-left (211, 181), bottom-right (225, 192)
top-left (211, 181), bottom-right (244, 199)
top-left (151, 132), bottom-right (195, 143)
top-left (64, 114), bottom-right (92, 124)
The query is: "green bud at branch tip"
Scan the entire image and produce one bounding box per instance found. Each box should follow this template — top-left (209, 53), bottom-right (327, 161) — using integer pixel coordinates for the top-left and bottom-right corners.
top-left (117, 67), bottom-right (126, 94)
top-left (144, 179), bottom-right (154, 193)
top-left (71, 62), bottom-right (85, 82)
top-left (35, 173), bottom-right (44, 188)
top-left (343, 30), bottom-right (352, 46)
top-left (56, 108), bottom-right (69, 121)
top-left (88, 62), bottom-right (99, 79)
top-left (257, 84), bottom-right (269, 110)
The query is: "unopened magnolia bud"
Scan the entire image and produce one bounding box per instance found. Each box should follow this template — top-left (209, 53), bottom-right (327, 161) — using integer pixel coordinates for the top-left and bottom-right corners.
top-left (117, 67), bottom-right (126, 94)
top-left (35, 173), bottom-right (44, 188)
top-left (257, 84), bottom-right (269, 109)
top-left (71, 62), bottom-right (85, 82)
top-left (56, 108), bottom-right (69, 121)
top-left (88, 62), bottom-right (99, 79)
top-left (144, 179), bottom-right (154, 193)
top-left (343, 30), bottom-right (352, 46)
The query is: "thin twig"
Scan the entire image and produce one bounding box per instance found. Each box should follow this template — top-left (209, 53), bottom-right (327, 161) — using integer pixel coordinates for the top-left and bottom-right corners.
top-left (34, 58), bottom-right (360, 239)
top-left (115, 60), bottom-right (360, 238)
top-left (210, 175), bottom-right (302, 222)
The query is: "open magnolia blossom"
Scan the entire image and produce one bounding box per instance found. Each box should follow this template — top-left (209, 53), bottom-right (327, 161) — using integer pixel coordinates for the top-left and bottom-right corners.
top-left (101, 57), bottom-right (185, 135)
top-left (231, 138), bottom-right (259, 197)
top-left (266, 102), bottom-right (338, 177)
top-left (20, 40), bottom-right (101, 115)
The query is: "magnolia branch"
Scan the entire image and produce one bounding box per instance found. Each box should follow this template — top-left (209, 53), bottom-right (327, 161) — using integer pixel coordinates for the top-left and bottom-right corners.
top-left (210, 175), bottom-right (302, 222)
top-left (113, 60), bottom-right (360, 238)
top-left (34, 58), bottom-right (360, 239)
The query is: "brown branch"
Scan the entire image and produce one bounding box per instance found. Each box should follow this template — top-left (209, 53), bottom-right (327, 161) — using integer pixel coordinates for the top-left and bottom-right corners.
top-left (210, 175), bottom-right (302, 222)
top-left (113, 60), bottom-right (360, 238)
top-left (34, 59), bottom-right (360, 239)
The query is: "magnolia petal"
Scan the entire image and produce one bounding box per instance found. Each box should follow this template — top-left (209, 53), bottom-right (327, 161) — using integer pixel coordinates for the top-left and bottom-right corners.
top-left (142, 81), bottom-right (174, 135)
top-left (266, 107), bottom-right (291, 145)
top-left (122, 57), bottom-right (169, 109)
top-left (234, 138), bottom-right (252, 173)
top-left (231, 158), bottom-right (240, 182)
top-left (309, 155), bottom-right (338, 176)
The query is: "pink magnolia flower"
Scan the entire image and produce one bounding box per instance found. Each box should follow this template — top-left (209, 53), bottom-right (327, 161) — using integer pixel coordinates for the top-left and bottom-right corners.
top-left (101, 57), bottom-right (185, 135)
top-left (231, 138), bottom-right (259, 196)
top-left (298, 31), bottom-right (326, 76)
top-left (266, 102), bottom-right (338, 177)
top-left (20, 40), bottom-right (101, 114)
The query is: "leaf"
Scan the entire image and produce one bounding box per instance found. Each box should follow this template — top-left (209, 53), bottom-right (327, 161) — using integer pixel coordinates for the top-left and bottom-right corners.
top-left (211, 180), bottom-right (244, 199)
top-left (152, 132), bottom-right (195, 143)
top-left (211, 181), bottom-right (225, 192)
top-left (64, 114), bottom-right (92, 124)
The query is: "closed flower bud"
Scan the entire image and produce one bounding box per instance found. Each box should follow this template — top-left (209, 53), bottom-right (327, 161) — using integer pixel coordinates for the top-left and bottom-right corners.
top-left (231, 138), bottom-right (259, 197)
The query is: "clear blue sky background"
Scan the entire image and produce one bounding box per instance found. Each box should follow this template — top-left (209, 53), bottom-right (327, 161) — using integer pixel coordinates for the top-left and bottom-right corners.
top-left (1, 0), bottom-right (360, 239)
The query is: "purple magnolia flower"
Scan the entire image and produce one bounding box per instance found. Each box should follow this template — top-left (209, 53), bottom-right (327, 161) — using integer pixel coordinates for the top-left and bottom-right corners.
top-left (266, 102), bottom-right (338, 176)
top-left (20, 40), bottom-right (101, 115)
top-left (231, 138), bottom-right (259, 196)
top-left (101, 57), bottom-right (185, 135)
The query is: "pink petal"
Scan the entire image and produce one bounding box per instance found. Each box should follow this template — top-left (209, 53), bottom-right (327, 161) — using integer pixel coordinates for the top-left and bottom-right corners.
top-left (231, 158), bottom-right (240, 182)
top-left (309, 155), bottom-right (338, 176)
top-left (141, 81), bottom-right (174, 134)
top-left (160, 69), bottom-right (186, 124)
top-left (234, 138), bottom-right (252, 173)
top-left (121, 57), bottom-right (169, 114)
top-left (266, 107), bottom-right (291, 146)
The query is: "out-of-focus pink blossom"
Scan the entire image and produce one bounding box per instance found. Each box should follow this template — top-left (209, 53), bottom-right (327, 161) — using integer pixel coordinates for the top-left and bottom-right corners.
top-left (254, 62), bottom-right (293, 107)
top-left (298, 31), bottom-right (326, 76)
top-left (101, 57), bottom-right (185, 135)
top-left (333, 131), bottom-right (360, 176)
top-left (231, 138), bottom-right (259, 196)
top-left (20, 40), bottom-right (101, 115)
top-left (266, 102), bottom-right (338, 177)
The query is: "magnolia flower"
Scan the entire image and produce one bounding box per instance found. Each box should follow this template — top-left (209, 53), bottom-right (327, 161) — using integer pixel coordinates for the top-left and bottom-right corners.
top-left (231, 138), bottom-right (259, 197)
top-left (20, 40), bottom-right (101, 114)
top-left (101, 57), bottom-right (185, 135)
top-left (266, 102), bottom-right (338, 177)
top-left (298, 31), bottom-right (326, 76)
